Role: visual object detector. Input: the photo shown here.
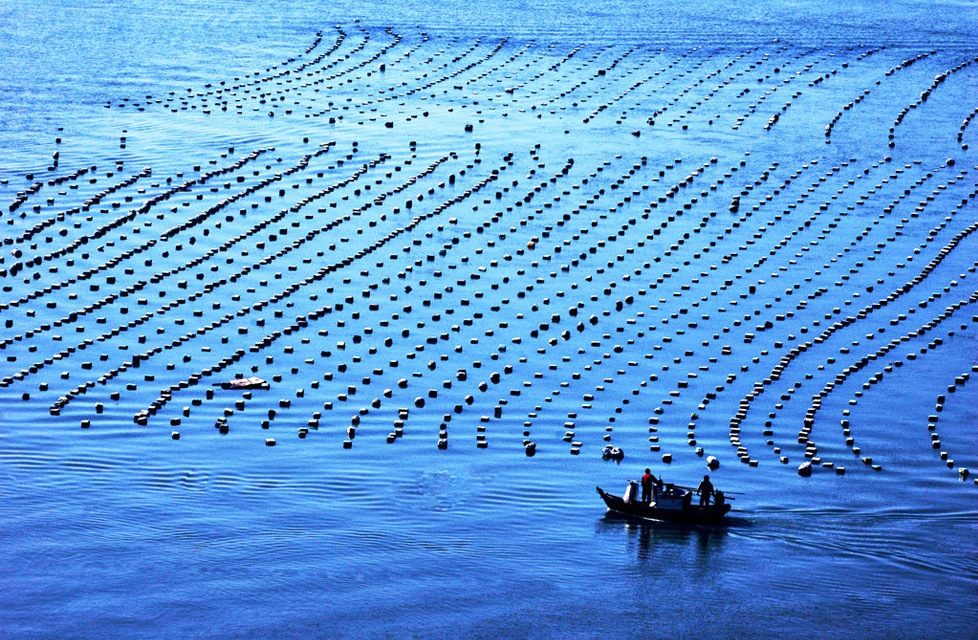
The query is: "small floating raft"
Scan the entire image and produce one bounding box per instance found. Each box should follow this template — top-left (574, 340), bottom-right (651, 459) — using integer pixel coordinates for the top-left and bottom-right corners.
top-left (217, 376), bottom-right (269, 390)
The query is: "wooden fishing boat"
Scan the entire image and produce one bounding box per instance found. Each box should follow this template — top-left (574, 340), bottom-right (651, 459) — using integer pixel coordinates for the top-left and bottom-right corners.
top-left (596, 481), bottom-right (732, 524)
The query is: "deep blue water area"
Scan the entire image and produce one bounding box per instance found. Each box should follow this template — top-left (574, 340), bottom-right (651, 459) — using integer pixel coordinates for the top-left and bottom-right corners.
top-left (1, 1), bottom-right (976, 638)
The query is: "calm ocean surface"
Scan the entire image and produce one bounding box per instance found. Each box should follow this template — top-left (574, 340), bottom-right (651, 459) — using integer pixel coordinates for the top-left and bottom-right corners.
top-left (1, 1), bottom-right (976, 638)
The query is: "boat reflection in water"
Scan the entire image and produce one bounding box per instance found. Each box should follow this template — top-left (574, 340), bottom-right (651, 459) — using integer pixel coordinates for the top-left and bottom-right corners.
top-left (596, 512), bottom-right (731, 565)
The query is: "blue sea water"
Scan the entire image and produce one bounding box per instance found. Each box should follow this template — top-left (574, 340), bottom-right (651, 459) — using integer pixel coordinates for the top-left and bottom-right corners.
top-left (1, 1), bottom-right (977, 638)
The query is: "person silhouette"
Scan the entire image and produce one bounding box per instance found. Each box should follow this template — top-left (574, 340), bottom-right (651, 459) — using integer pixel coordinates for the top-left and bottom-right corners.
top-left (697, 475), bottom-right (714, 506)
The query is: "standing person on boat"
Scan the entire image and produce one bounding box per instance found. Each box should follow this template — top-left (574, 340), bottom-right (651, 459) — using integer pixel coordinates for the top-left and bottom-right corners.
top-left (697, 475), bottom-right (714, 506)
top-left (641, 468), bottom-right (654, 504)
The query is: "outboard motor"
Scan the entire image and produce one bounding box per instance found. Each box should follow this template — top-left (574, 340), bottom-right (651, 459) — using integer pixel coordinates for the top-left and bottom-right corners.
top-left (623, 480), bottom-right (639, 504)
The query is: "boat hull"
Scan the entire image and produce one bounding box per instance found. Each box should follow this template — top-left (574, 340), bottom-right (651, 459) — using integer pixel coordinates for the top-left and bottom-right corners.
top-left (596, 486), bottom-right (731, 524)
